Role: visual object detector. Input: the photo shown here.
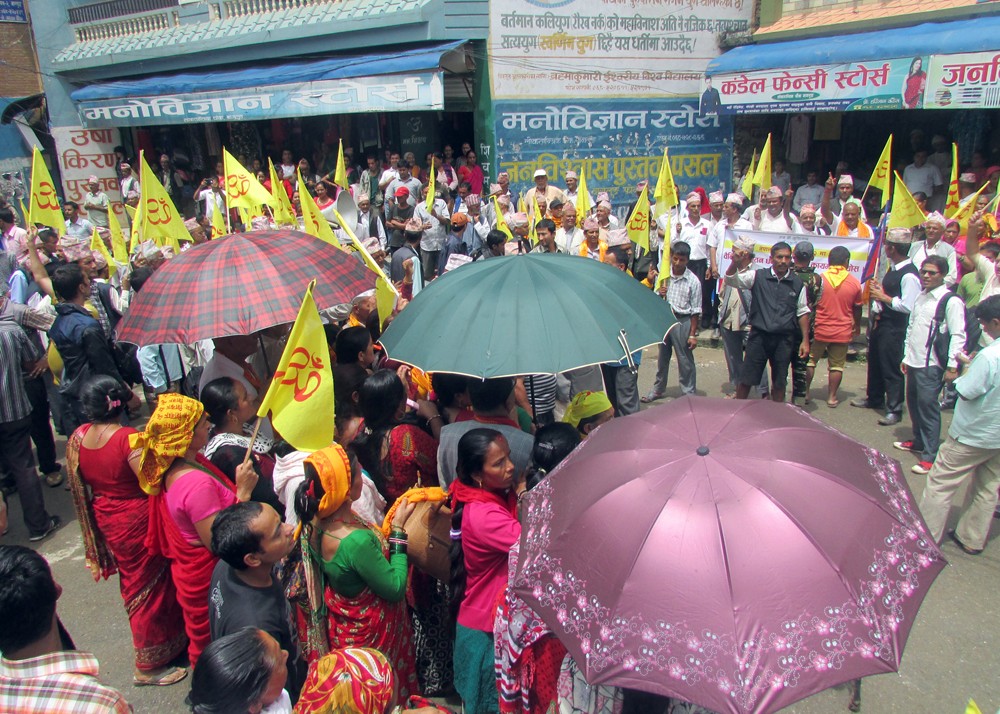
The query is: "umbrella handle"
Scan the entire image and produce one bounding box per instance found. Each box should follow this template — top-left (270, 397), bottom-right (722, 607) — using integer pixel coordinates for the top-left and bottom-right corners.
top-left (618, 329), bottom-right (638, 375)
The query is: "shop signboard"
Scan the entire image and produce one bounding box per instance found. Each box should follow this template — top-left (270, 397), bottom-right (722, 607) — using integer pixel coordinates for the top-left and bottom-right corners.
top-left (489, 0), bottom-right (752, 99)
top-left (925, 50), bottom-right (1000, 109)
top-left (0, 0), bottom-right (27, 23)
top-left (51, 126), bottom-right (125, 223)
top-left (494, 98), bottom-right (732, 218)
top-left (76, 72), bottom-right (445, 128)
top-left (707, 56), bottom-right (927, 114)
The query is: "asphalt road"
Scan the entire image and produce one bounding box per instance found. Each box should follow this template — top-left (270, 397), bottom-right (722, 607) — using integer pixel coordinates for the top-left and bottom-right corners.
top-left (4, 341), bottom-right (997, 714)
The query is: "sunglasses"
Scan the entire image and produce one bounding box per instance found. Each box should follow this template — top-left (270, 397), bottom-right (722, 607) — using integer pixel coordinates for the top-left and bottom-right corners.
top-left (919, 269), bottom-right (940, 275)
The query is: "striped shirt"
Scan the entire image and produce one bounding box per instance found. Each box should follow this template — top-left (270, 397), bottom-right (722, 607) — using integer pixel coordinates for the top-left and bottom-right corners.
top-left (0, 651), bottom-right (132, 713)
top-left (0, 322), bottom-right (41, 423)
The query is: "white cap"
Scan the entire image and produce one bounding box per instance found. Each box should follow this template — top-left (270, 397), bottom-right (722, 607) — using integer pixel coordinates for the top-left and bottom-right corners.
top-left (533, 169), bottom-right (547, 178)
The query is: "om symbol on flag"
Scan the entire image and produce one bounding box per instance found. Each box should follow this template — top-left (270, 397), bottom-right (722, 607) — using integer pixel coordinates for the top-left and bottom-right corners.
top-left (145, 198), bottom-right (174, 225)
top-left (227, 174), bottom-right (250, 199)
top-left (35, 182), bottom-right (61, 210)
top-left (276, 347), bottom-right (325, 402)
top-left (628, 211), bottom-right (649, 233)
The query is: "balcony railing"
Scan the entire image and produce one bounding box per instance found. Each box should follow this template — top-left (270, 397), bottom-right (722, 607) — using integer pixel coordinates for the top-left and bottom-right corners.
top-left (72, 11), bottom-right (179, 41)
top-left (221, 0), bottom-right (334, 18)
top-left (68, 0), bottom-right (178, 24)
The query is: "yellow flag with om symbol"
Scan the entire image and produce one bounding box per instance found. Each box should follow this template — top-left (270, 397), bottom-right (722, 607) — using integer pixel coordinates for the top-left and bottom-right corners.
top-left (138, 150), bottom-right (185, 252)
top-left (28, 146), bottom-right (66, 235)
top-left (256, 280), bottom-right (335, 451)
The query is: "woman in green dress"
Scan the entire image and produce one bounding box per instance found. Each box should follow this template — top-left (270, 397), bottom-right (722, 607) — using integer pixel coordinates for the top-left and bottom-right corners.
top-left (294, 443), bottom-right (419, 705)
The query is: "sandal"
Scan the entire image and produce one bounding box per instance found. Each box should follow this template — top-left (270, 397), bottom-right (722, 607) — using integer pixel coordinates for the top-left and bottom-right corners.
top-left (641, 391), bottom-right (665, 404)
top-left (826, 400), bottom-right (839, 408)
top-left (134, 666), bottom-right (188, 687)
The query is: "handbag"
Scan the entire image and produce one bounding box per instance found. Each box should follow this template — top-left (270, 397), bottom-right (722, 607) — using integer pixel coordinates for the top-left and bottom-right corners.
top-left (384, 485), bottom-right (452, 582)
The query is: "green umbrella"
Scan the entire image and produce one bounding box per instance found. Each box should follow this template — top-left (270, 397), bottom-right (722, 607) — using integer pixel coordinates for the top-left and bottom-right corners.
top-left (379, 253), bottom-right (677, 378)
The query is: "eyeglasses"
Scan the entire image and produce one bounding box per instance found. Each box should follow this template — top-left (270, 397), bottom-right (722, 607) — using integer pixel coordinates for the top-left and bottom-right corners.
top-left (919, 269), bottom-right (940, 275)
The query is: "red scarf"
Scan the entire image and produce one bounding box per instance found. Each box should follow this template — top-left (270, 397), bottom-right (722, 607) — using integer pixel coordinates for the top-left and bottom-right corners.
top-left (450, 479), bottom-right (517, 517)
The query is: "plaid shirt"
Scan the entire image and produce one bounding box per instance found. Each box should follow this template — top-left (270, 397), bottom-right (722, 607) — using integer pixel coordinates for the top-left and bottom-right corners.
top-left (0, 651), bottom-right (132, 713)
top-left (663, 268), bottom-right (702, 316)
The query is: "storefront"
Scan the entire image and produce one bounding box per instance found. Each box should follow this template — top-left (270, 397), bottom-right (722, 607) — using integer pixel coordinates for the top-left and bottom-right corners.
top-left (705, 16), bottom-right (1000, 192)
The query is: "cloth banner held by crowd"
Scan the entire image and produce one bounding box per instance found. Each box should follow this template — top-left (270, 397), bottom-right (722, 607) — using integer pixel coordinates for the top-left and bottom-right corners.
top-left (719, 228), bottom-right (873, 278)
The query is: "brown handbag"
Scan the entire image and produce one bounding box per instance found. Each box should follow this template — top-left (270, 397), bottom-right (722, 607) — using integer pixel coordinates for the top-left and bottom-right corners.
top-left (397, 498), bottom-right (453, 582)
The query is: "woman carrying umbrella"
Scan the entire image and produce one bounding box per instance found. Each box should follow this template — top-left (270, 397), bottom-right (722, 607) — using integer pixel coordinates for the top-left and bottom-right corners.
top-left (450, 428), bottom-right (522, 714)
top-left (294, 444), bottom-right (419, 705)
top-left (133, 393), bottom-right (258, 667)
top-left (65, 376), bottom-right (187, 687)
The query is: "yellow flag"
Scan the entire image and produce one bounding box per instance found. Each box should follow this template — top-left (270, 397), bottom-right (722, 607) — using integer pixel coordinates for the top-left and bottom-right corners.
top-left (752, 134), bottom-right (772, 189)
top-left (28, 147), bottom-right (65, 235)
top-left (425, 157), bottom-right (436, 212)
top-left (334, 140), bottom-right (349, 191)
top-left (298, 168), bottom-right (342, 248)
top-left (945, 143), bottom-right (961, 217)
top-left (965, 699), bottom-right (983, 714)
top-left (627, 184), bottom-right (650, 251)
top-left (210, 199), bottom-right (226, 239)
top-left (89, 228), bottom-right (113, 267)
top-left (338, 209), bottom-right (395, 289)
top-left (492, 196), bottom-right (514, 241)
top-left (256, 281), bottom-right (335, 452)
top-left (268, 159), bottom-right (297, 226)
top-left (866, 135), bottom-right (893, 201)
top-left (741, 150), bottom-right (757, 201)
top-left (107, 207), bottom-right (128, 262)
top-left (530, 196), bottom-right (543, 247)
top-left (18, 199), bottom-right (29, 227)
top-left (138, 151), bottom-right (185, 253)
top-left (575, 167), bottom-right (592, 228)
top-left (517, 195), bottom-right (526, 214)
top-left (223, 148), bottom-right (274, 211)
top-left (238, 205), bottom-right (252, 229)
top-left (654, 148), bottom-right (679, 217)
top-left (949, 182), bottom-right (988, 231)
top-left (124, 203), bottom-right (140, 251)
top-left (376, 276), bottom-right (397, 329)
top-left (887, 172), bottom-right (928, 229)
top-left (656, 214), bottom-right (672, 290)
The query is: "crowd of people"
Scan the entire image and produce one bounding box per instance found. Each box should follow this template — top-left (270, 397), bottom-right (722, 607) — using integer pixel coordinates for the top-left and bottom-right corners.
top-left (0, 136), bottom-right (999, 714)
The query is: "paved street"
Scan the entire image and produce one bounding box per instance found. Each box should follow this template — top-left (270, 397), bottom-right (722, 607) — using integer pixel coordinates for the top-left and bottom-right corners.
top-left (4, 340), bottom-right (997, 714)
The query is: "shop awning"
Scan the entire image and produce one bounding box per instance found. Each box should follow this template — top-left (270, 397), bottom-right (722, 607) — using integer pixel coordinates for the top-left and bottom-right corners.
top-left (70, 41), bottom-right (471, 128)
top-left (706, 17), bottom-right (1000, 75)
top-left (704, 16), bottom-right (1000, 114)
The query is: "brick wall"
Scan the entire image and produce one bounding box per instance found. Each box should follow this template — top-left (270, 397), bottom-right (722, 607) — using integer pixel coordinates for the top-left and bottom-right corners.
top-left (0, 22), bottom-right (43, 97)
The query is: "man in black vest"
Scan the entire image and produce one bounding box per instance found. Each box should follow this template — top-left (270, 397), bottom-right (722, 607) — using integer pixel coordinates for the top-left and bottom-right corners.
top-left (725, 241), bottom-right (810, 402)
top-left (851, 228), bottom-right (921, 425)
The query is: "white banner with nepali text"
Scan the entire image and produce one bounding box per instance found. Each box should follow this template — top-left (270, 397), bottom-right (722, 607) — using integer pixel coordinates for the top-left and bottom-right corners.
top-left (717, 229), bottom-right (873, 279)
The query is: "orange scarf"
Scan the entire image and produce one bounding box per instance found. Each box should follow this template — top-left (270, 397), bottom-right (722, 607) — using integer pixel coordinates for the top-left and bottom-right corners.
top-left (837, 218), bottom-right (872, 239)
top-left (578, 241), bottom-right (607, 261)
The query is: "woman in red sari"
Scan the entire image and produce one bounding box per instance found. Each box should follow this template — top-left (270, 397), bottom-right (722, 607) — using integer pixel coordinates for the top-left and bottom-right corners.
top-left (132, 393), bottom-right (257, 667)
top-left (66, 376), bottom-right (188, 686)
top-left (294, 443), bottom-right (420, 705)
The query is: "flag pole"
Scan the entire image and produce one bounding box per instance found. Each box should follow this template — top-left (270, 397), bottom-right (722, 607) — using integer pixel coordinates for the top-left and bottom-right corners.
top-left (242, 413), bottom-right (266, 465)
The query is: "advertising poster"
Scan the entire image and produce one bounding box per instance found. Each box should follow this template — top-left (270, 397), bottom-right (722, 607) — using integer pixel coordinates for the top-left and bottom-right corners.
top-left (707, 56), bottom-right (927, 114)
top-left (489, 0), bottom-right (752, 99)
top-left (925, 51), bottom-right (1000, 109)
top-left (494, 98), bottom-right (732, 218)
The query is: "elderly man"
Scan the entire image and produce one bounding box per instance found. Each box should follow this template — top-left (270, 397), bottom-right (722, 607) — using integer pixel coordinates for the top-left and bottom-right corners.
top-left (708, 193), bottom-right (751, 282)
top-left (507, 212), bottom-right (533, 255)
top-left (355, 194), bottom-right (387, 250)
top-left (415, 184), bottom-right (450, 280)
top-left (556, 205), bottom-right (582, 253)
top-left (595, 201), bottom-right (618, 230)
top-left (792, 171), bottom-right (825, 213)
top-left (524, 169), bottom-right (565, 211)
top-left (119, 162), bottom-right (140, 210)
top-left (577, 217), bottom-right (607, 260)
top-left (895, 255), bottom-right (966, 475)
top-left (675, 193), bottom-right (713, 329)
top-left (852, 228), bottom-right (921, 424)
top-left (706, 191), bottom-right (724, 228)
top-left (910, 212), bottom-right (958, 288)
top-left (725, 241), bottom-right (811, 402)
top-left (918, 295), bottom-right (1000, 555)
top-left (796, 204), bottom-right (829, 236)
top-left (821, 179), bottom-right (873, 239)
top-left (754, 186), bottom-right (800, 233)
top-left (462, 195), bottom-right (490, 256)
top-left (81, 176), bottom-right (110, 229)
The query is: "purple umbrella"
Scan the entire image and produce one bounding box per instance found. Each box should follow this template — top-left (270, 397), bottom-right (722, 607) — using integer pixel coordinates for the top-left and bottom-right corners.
top-left (513, 396), bottom-right (945, 714)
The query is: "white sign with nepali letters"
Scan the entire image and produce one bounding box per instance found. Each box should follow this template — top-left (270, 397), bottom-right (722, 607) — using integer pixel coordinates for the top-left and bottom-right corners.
top-left (717, 229), bottom-right (873, 279)
top-left (925, 50), bottom-right (1000, 109)
top-left (50, 126), bottom-right (125, 225)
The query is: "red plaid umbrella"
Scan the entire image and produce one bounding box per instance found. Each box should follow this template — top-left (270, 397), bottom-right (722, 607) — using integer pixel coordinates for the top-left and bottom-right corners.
top-left (116, 229), bottom-right (376, 346)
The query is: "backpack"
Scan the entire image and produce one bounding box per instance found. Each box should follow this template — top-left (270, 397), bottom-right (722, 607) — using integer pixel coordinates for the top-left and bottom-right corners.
top-left (925, 292), bottom-right (965, 368)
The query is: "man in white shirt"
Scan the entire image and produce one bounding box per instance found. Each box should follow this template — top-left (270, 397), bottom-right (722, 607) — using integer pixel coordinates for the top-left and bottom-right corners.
top-left (415, 184), bottom-right (451, 280)
top-left (753, 186), bottom-right (800, 233)
top-left (524, 169), bottom-right (565, 213)
top-left (895, 254), bottom-right (966, 474)
top-left (792, 171), bottom-right (825, 213)
top-left (384, 161), bottom-right (422, 213)
top-left (903, 150), bottom-right (944, 208)
top-left (675, 193), bottom-right (715, 330)
top-left (909, 212), bottom-right (958, 287)
top-left (354, 195), bottom-right (387, 251)
top-left (81, 177), bottom-right (110, 229)
top-left (62, 202), bottom-right (94, 240)
top-left (562, 170), bottom-right (593, 209)
top-left (555, 205), bottom-right (582, 253)
top-left (708, 193), bottom-right (751, 281)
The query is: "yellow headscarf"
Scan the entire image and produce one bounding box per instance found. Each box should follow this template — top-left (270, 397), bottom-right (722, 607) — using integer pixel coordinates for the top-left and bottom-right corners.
top-left (562, 390), bottom-right (613, 429)
top-left (306, 444), bottom-right (353, 520)
top-left (129, 394), bottom-right (204, 495)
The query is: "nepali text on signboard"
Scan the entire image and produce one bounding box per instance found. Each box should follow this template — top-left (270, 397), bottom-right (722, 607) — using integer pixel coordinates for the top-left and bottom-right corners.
top-left (489, 0), bottom-right (752, 99)
top-left (707, 56), bottom-right (927, 114)
top-left (494, 99), bottom-right (732, 219)
top-left (76, 73), bottom-right (445, 128)
top-left (925, 51), bottom-right (1000, 109)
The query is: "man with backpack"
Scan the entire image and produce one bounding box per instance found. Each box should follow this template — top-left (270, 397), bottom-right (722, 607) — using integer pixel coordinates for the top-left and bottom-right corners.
top-left (895, 255), bottom-right (966, 475)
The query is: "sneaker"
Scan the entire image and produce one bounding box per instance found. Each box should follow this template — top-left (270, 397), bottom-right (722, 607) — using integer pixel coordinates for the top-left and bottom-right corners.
top-left (893, 440), bottom-right (916, 452)
top-left (28, 515), bottom-right (61, 542)
top-left (43, 468), bottom-right (64, 488)
top-left (911, 461), bottom-right (933, 475)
